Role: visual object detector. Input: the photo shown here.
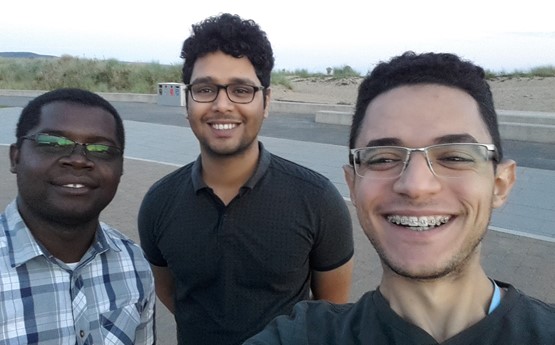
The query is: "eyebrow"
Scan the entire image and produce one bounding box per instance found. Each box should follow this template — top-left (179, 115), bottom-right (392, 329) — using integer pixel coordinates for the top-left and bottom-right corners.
top-left (434, 134), bottom-right (479, 144)
top-left (190, 76), bottom-right (259, 85)
top-left (364, 134), bottom-right (479, 147)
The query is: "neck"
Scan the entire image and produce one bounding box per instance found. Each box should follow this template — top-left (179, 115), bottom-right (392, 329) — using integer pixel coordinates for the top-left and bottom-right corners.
top-left (200, 143), bottom-right (260, 205)
top-left (379, 257), bottom-right (493, 342)
top-left (17, 202), bottom-right (98, 263)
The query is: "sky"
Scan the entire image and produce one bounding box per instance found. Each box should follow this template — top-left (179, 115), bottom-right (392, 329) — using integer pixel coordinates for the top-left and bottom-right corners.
top-left (1, 0), bottom-right (554, 74)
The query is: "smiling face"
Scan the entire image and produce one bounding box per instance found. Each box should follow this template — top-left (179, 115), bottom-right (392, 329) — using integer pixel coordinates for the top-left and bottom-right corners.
top-left (10, 101), bottom-right (123, 227)
top-left (186, 50), bottom-right (271, 158)
top-left (344, 84), bottom-right (515, 280)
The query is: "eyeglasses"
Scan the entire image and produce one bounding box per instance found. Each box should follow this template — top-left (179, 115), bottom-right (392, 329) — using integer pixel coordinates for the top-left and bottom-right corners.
top-left (350, 143), bottom-right (499, 179)
top-left (186, 83), bottom-right (265, 104)
top-left (22, 133), bottom-right (123, 160)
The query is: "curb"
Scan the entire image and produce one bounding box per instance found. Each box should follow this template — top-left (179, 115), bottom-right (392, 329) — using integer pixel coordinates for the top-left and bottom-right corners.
top-left (2, 89), bottom-right (553, 144)
top-left (315, 109), bottom-right (555, 144)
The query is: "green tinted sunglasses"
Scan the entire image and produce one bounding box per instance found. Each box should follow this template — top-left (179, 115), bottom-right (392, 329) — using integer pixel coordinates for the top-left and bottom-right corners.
top-left (22, 133), bottom-right (122, 160)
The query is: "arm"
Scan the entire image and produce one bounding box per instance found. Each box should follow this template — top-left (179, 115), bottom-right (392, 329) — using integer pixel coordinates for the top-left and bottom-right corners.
top-left (311, 257), bottom-right (354, 303)
top-left (152, 264), bottom-right (176, 314)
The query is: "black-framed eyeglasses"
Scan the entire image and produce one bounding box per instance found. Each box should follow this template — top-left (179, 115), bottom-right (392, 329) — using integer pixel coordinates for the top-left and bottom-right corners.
top-left (21, 133), bottom-right (123, 160)
top-left (349, 143), bottom-right (499, 179)
top-left (186, 83), bottom-right (265, 104)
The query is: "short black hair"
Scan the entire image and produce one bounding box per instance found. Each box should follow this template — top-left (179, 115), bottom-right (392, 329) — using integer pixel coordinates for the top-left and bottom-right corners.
top-left (180, 13), bottom-right (274, 88)
top-left (350, 51), bottom-right (502, 160)
top-left (15, 88), bottom-right (125, 151)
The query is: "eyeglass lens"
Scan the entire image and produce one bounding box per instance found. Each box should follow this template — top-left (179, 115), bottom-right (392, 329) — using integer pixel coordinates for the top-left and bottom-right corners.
top-left (25, 133), bottom-right (122, 160)
top-left (353, 144), bottom-right (493, 179)
top-left (189, 83), bottom-right (260, 104)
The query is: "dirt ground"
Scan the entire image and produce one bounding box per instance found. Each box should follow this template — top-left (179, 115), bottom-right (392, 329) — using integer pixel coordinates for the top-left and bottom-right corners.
top-left (270, 76), bottom-right (555, 113)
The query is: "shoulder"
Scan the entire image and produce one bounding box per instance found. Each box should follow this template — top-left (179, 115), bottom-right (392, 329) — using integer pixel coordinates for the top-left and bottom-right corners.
top-left (245, 293), bottom-right (375, 344)
top-left (145, 163), bottom-right (193, 195)
top-left (267, 153), bottom-right (336, 191)
top-left (510, 286), bottom-right (555, 318)
top-left (140, 164), bottom-right (194, 212)
top-left (494, 283), bottom-right (555, 338)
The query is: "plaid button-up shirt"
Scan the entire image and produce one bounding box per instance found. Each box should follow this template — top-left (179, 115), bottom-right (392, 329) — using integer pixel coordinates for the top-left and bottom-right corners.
top-left (0, 201), bottom-right (155, 345)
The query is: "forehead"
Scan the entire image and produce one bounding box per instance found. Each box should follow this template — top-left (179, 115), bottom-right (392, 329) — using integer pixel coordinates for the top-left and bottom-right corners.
top-left (36, 101), bottom-right (118, 140)
top-left (190, 51), bottom-right (259, 83)
top-left (355, 84), bottom-right (492, 147)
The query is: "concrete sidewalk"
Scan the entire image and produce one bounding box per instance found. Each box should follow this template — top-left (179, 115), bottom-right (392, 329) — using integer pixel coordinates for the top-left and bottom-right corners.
top-left (1, 106), bottom-right (554, 344)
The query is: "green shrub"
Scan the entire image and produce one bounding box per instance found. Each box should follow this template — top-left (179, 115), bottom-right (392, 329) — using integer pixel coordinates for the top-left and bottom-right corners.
top-left (0, 56), bottom-right (182, 93)
top-left (331, 65), bottom-right (360, 78)
top-left (529, 65), bottom-right (555, 77)
top-left (270, 72), bottom-right (293, 90)
top-left (0, 56), bottom-right (553, 93)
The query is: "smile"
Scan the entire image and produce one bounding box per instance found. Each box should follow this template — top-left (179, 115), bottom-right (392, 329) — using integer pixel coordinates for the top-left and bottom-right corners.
top-left (211, 123), bottom-right (238, 130)
top-left (387, 215), bottom-right (451, 231)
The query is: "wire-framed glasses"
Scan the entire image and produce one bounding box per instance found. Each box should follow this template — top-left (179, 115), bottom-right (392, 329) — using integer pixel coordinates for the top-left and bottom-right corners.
top-left (22, 133), bottom-right (122, 160)
top-left (350, 143), bottom-right (499, 179)
top-left (186, 83), bottom-right (265, 104)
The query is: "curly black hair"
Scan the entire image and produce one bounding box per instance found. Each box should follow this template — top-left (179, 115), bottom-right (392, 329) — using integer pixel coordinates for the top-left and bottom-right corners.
top-left (350, 51), bottom-right (502, 160)
top-left (180, 13), bottom-right (274, 88)
top-left (15, 88), bottom-right (125, 151)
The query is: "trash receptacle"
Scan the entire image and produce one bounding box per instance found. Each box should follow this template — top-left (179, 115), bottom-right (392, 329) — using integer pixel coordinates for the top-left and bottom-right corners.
top-left (157, 83), bottom-right (186, 106)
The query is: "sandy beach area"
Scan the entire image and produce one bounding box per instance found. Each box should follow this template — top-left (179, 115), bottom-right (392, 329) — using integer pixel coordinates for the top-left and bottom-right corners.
top-left (271, 76), bottom-right (555, 113)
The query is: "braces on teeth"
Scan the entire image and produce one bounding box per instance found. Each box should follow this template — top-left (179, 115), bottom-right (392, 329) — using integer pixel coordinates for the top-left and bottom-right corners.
top-left (387, 215), bottom-right (450, 229)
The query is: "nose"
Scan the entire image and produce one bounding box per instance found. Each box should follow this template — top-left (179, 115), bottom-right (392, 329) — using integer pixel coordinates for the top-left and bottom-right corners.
top-left (211, 87), bottom-right (234, 110)
top-left (393, 152), bottom-right (441, 198)
top-left (59, 144), bottom-right (94, 168)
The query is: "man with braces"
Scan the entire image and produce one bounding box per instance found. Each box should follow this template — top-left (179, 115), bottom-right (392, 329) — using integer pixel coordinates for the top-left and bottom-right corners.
top-left (245, 52), bottom-right (555, 344)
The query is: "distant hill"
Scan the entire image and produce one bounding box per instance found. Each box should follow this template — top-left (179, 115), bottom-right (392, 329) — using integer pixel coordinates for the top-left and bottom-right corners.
top-left (0, 52), bottom-right (57, 59)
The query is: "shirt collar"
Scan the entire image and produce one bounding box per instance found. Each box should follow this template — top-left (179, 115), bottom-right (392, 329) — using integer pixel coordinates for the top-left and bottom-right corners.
top-left (191, 141), bottom-right (271, 193)
top-left (3, 200), bottom-right (120, 268)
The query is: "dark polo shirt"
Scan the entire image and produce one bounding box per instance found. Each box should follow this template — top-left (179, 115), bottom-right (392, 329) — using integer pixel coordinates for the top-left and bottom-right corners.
top-left (138, 142), bottom-right (353, 345)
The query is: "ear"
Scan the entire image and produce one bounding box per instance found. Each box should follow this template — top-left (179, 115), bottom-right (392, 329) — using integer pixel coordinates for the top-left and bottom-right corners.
top-left (9, 144), bottom-right (19, 174)
top-left (343, 164), bottom-right (357, 207)
top-left (492, 159), bottom-right (516, 209)
top-left (263, 88), bottom-right (272, 119)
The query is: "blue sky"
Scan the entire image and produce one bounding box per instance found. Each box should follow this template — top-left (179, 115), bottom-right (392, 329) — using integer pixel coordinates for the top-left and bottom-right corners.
top-left (2, 0), bottom-right (554, 73)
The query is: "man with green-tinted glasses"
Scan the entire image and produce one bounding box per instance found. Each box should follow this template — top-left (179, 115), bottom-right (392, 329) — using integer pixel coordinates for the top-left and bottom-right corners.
top-left (245, 52), bottom-right (555, 344)
top-left (1, 88), bottom-right (155, 344)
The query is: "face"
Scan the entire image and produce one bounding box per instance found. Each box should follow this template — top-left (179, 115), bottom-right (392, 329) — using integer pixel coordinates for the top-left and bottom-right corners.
top-left (10, 102), bottom-right (123, 226)
top-left (186, 50), bottom-right (271, 157)
top-left (344, 84), bottom-right (515, 280)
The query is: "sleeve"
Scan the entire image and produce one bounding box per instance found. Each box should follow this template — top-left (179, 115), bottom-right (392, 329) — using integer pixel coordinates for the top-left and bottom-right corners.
top-left (138, 186), bottom-right (168, 267)
top-left (134, 272), bottom-right (156, 344)
top-left (309, 180), bottom-right (354, 271)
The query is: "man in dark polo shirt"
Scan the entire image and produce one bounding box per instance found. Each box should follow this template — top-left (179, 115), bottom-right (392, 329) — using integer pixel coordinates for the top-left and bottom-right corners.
top-left (138, 13), bottom-right (354, 345)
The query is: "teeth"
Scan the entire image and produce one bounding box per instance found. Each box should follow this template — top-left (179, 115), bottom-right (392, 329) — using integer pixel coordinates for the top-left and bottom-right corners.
top-left (64, 184), bottom-right (85, 189)
top-left (212, 123), bottom-right (237, 130)
top-left (387, 215), bottom-right (450, 231)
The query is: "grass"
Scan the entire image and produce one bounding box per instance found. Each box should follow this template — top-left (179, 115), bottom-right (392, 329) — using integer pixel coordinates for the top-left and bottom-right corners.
top-left (0, 56), bottom-right (182, 94)
top-left (485, 65), bottom-right (555, 79)
top-left (1, 56), bottom-right (554, 94)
